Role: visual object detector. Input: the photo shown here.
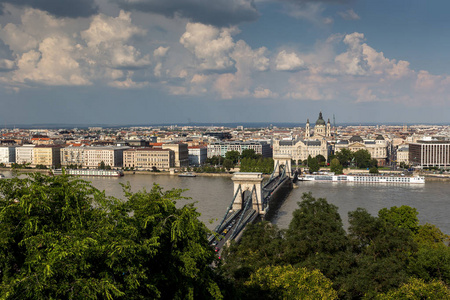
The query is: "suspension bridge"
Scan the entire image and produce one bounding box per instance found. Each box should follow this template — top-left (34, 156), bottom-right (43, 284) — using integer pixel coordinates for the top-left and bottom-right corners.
top-left (209, 155), bottom-right (293, 251)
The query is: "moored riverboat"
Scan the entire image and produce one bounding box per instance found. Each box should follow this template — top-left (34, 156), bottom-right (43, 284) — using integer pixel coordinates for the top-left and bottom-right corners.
top-left (51, 169), bottom-right (124, 177)
top-left (178, 172), bottom-right (196, 177)
top-left (298, 173), bottom-right (425, 184)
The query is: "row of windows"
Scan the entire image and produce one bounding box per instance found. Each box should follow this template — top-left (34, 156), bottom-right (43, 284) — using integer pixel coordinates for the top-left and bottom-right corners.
top-left (353, 177), bottom-right (410, 182)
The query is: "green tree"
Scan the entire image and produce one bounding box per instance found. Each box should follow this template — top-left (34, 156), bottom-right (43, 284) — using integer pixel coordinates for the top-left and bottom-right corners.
top-left (414, 223), bottom-right (450, 247)
top-left (245, 265), bottom-right (338, 300)
top-left (353, 149), bottom-right (372, 169)
top-left (0, 174), bottom-right (223, 299)
top-left (285, 193), bottom-right (350, 281)
top-left (315, 154), bottom-right (327, 167)
top-left (241, 149), bottom-right (258, 160)
top-left (369, 166), bottom-right (379, 173)
top-left (240, 157), bottom-right (274, 174)
top-left (336, 149), bottom-right (353, 167)
top-left (223, 159), bottom-right (234, 171)
top-left (374, 278), bottom-right (450, 300)
top-left (222, 222), bottom-right (285, 283)
top-left (206, 155), bottom-right (221, 166)
top-left (378, 205), bottom-right (420, 234)
top-left (409, 244), bottom-right (450, 285)
top-left (99, 160), bottom-right (106, 169)
top-left (307, 155), bottom-right (320, 173)
top-left (343, 207), bottom-right (418, 298)
top-left (330, 158), bottom-right (344, 174)
top-left (225, 150), bottom-right (240, 164)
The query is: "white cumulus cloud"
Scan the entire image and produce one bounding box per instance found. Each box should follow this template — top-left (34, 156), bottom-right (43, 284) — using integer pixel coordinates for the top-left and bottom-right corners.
top-left (0, 8), bottom-right (152, 88)
top-left (275, 50), bottom-right (305, 71)
top-left (180, 22), bottom-right (237, 71)
top-left (338, 9), bottom-right (360, 21)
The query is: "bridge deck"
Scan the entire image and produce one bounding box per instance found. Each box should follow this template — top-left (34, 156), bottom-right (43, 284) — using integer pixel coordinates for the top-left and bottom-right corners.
top-left (210, 172), bottom-right (290, 251)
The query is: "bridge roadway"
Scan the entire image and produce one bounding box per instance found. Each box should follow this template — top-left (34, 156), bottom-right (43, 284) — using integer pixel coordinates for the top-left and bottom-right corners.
top-left (210, 174), bottom-right (289, 254)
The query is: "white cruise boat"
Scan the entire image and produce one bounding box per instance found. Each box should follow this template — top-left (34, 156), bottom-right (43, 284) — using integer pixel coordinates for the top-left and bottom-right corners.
top-left (298, 173), bottom-right (425, 184)
top-left (52, 169), bottom-right (124, 177)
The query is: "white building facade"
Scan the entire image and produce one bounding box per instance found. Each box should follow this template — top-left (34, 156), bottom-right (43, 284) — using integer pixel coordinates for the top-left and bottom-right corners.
top-left (61, 146), bottom-right (129, 168)
top-left (272, 139), bottom-right (329, 164)
top-left (409, 140), bottom-right (450, 168)
top-left (0, 146), bottom-right (16, 164)
top-left (15, 144), bottom-right (35, 165)
top-left (207, 141), bottom-right (272, 158)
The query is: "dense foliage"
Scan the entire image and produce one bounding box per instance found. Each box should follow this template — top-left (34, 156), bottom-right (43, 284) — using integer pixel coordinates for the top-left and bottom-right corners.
top-left (222, 193), bottom-right (450, 299)
top-left (1, 175), bottom-right (449, 299)
top-left (0, 174), bottom-right (222, 299)
top-left (239, 157), bottom-right (274, 174)
top-left (330, 158), bottom-right (344, 174)
top-left (307, 155), bottom-right (320, 173)
top-left (335, 149), bottom-right (378, 170)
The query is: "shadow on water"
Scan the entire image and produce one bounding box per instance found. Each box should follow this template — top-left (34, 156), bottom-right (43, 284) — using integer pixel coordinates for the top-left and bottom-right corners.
top-left (264, 180), bottom-right (293, 222)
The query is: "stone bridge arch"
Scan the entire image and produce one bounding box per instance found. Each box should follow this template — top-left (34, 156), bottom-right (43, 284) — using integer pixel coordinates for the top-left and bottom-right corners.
top-left (231, 172), bottom-right (264, 214)
top-left (273, 155), bottom-right (292, 177)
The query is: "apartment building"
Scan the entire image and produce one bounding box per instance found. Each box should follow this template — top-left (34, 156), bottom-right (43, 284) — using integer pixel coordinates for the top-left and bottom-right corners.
top-left (60, 146), bottom-right (86, 166)
top-left (15, 144), bottom-right (35, 165)
top-left (33, 145), bottom-right (61, 168)
top-left (396, 145), bottom-right (409, 166)
top-left (161, 143), bottom-right (189, 168)
top-left (207, 141), bottom-right (272, 158)
top-left (0, 146), bottom-right (16, 165)
top-left (60, 146), bottom-right (129, 168)
top-left (123, 148), bottom-right (174, 170)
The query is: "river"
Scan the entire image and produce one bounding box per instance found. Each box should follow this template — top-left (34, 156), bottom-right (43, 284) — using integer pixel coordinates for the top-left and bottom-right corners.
top-left (2, 171), bottom-right (450, 234)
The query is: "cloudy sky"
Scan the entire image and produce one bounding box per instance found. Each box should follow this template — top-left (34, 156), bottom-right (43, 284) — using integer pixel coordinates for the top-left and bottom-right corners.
top-left (0, 0), bottom-right (449, 126)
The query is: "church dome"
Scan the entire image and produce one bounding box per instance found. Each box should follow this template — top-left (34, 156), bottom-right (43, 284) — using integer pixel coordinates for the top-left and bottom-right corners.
top-left (349, 135), bottom-right (364, 143)
top-left (315, 112), bottom-right (326, 126)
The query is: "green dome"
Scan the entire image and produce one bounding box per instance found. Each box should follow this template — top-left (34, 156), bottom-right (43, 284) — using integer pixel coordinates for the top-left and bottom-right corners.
top-left (315, 112), bottom-right (326, 126)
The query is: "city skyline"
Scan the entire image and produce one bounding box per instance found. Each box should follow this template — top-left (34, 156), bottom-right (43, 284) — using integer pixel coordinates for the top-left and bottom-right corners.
top-left (1, 0), bottom-right (450, 125)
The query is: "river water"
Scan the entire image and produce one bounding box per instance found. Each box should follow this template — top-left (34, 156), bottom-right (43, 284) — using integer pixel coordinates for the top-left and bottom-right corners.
top-left (3, 171), bottom-right (450, 234)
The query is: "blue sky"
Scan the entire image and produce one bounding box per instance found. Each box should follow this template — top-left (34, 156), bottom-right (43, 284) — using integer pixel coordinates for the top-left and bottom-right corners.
top-left (0, 0), bottom-right (449, 126)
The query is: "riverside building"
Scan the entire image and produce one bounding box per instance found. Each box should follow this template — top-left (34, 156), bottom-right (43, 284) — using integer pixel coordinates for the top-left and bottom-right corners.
top-left (188, 146), bottom-right (207, 166)
top-left (32, 145), bottom-right (62, 168)
top-left (409, 139), bottom-right (450, 169)
top-left (334, 135), bottom-right (389, 166)
top-left (60, 146), bottom-right (129, 168)
top-left (15, 144), bottom-right (35, 165)
top-left (0, 146), bottom-right (16, 165)
top-left (123, 148), bottom-right (174, 170)
top-left (207, 141), bottom-right (272, 158)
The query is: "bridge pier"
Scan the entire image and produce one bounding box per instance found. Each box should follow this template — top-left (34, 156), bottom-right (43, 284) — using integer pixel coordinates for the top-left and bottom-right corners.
top-left (231, 172), bottom-right (264, 214)
top-left (273, 155), bottom-right (292, 177)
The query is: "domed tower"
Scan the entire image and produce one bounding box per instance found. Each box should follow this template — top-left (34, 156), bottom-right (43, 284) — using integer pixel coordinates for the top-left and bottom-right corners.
top-left (305, 119), bottom-right (310, 139)
top-left (326, 118), bottom-right (331, 137)
top-left (314, 112), bottom-right (326, 137)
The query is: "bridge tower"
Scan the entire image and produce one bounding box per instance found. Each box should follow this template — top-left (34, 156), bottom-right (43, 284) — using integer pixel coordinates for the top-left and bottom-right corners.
top-left (273, 155), bottom-right (292, 178)
top-left (231, 172), bottom-right (264, 214)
